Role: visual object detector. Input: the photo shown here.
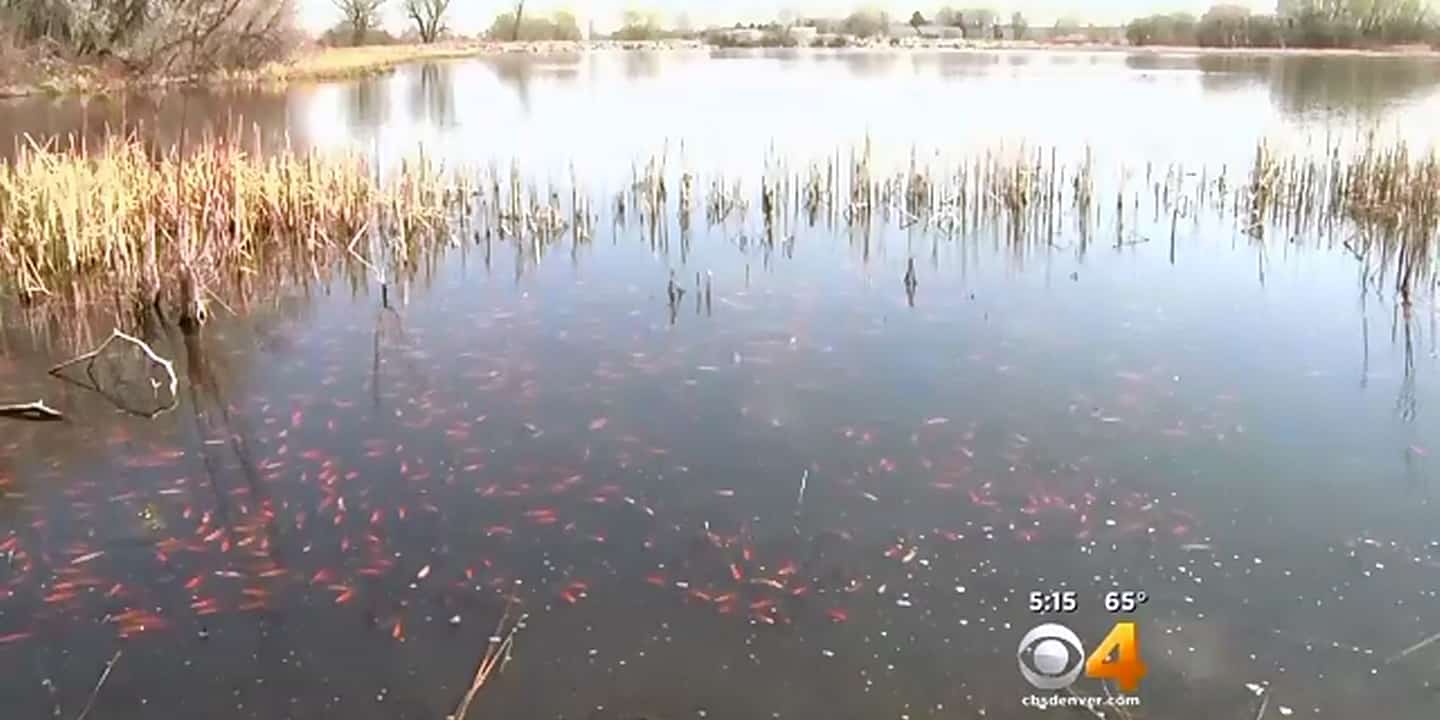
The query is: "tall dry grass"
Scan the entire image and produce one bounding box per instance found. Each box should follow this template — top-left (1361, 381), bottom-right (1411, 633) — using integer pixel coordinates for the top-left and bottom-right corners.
top-left (0, 133), bottom-right (463, 304)
top-left (232, 41), bottom-right (498, 84)
top-left (0, 132), bottom-right (1434, 311)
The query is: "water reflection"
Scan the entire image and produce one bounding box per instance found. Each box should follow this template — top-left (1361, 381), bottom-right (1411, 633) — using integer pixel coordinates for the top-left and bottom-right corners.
top-left (621, 50), bottom-right (663, 79)
top-left (912, 51), bottom-right (1006, 77)
top-left (828, 51), bottom-right (903, 77)
top-left (408, 64), bottom-right (456, 129)
top-left (1267, 55), bottom-right (1440, 117)
top-left (1122, 52), bottom-right (1440, 118)
top-left (0, 88), bottom-right (300, 156)
top-left (481, 54), bottom-right (584, 115)
top-left (489, 56), bottom-right (539, 112)
top-left (342, 79), bottom-right (389, 143)
top-left (2, 51), bottom-right (1437, 173)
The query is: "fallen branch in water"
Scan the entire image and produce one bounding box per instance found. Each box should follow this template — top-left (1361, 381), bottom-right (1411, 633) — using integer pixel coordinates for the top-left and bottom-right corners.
top-left (0, 400), bottom-right (63, 421)
top-left (1385, 628), bottom-right (1440, 665)
top-left (450, 602), bottom-right (527, 720)
top-left (74, 649), bottom-right (122, 720)
top-left (48, 329), bottom-right (179, 417)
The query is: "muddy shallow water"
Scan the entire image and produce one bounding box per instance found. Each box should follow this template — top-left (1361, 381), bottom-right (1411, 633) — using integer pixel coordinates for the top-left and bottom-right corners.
top-left (1, 50), bottom-right (1439, 719)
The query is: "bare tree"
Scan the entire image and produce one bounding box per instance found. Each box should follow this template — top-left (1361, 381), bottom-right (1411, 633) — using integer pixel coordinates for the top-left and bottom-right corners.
top-left (404, 0), bottom-right (449, 42)
top-left (332, 0), bottom-right (385, 45)
top-left (511, 0), bottom-right (525, 41)
top-left (2, 0), bottom-right (298, 74)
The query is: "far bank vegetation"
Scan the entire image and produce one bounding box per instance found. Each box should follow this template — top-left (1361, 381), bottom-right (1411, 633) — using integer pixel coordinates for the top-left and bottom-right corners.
top-left (1127, 0), bottom-right (1440, 48)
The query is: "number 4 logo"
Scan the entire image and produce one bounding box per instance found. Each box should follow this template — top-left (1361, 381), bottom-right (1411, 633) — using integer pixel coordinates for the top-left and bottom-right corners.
top-left (1085, 622), bottom-right (1147, 692)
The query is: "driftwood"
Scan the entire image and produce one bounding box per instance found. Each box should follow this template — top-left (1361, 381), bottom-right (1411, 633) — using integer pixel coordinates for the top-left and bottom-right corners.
top-left (0, 400), bottom-right (63, 421)
top-left (48, 329), bottom-right (179, 418)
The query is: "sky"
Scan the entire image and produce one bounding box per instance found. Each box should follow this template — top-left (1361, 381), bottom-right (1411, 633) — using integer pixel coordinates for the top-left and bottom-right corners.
top-left (298, 1), bottom-right (1279, 36)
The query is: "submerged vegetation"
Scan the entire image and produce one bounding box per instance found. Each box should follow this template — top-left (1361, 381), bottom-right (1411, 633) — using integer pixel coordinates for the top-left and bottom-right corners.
top-left (0, 132), bottom-right (1436, 324)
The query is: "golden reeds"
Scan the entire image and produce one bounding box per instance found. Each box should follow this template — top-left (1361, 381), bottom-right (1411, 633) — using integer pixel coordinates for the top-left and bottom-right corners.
top-left (0, 133), bottom-right (461, 306)
top-left (1, 133), bottom-right (1435, 313)
top-left (223, 41), bottom-right (498, 86)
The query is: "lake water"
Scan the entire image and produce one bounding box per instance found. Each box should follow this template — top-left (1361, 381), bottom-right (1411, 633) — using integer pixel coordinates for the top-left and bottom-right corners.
top-left (1, 49), bottom-right (1439, 719)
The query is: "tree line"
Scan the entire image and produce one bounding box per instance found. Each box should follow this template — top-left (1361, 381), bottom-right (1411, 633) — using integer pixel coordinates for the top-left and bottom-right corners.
top-left (1127, 0), bottom-right (1440, 48)
top-left (4, 0), bottom-right (1437, 81)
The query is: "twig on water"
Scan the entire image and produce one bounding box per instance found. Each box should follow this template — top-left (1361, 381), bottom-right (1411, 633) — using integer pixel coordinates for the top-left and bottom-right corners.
top-left (48, 329), bottom-right (179, 419)
top-left (343, 221), bottom-right (387, 285)
top-left (792, 468), bottom-right (810, 534)
top-left (50, 329), bottom-right (178, 400)
top-left (1252, 688), bottom-right (1270, 720)
top-left (796, 468), bottom-right (809, 512)
top-left (204, 287), bottom-right (238, 317)
top-left (0, 400), bottom-right (63, 421)
top-left (1384, 628), bottom-right (1440, 665)
top-left (74, 649), bottom-right (122, 720)
top-left (449, 602), bottom-right (527, 720)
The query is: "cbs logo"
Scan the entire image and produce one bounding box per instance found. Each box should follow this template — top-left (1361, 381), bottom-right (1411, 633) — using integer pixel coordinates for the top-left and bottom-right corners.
top-left (1017, 622), bottom-right (1146, 692)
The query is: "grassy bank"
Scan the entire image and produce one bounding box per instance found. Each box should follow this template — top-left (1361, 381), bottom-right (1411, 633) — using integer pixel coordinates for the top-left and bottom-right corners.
top-left (237, 41), bottom-right (501, 84)
top-left (0, 39), bottom-right (700, 97)
top-left (0, 41), bottom-right (504, 97)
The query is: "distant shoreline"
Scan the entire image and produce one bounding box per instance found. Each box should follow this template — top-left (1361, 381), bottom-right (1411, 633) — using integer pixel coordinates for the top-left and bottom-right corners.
top-left (3, 38), bottom-right (1437, 100)
top-left (482, 38), bottom-right (1440, 59)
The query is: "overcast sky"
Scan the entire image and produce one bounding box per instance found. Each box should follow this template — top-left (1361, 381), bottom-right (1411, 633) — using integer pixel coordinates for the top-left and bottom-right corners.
top-left (298, 1), bottom-right (1278, 35)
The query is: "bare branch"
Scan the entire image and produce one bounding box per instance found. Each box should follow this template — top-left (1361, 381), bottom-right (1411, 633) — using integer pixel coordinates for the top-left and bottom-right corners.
top-left (404, 0), bottom-right (451, 42)
top-left (0, 400), bottom-right (64, 421)
top-left (49, 328), bottom-right (180, 418)
top-left (333, 0), bottom-right (386, 45)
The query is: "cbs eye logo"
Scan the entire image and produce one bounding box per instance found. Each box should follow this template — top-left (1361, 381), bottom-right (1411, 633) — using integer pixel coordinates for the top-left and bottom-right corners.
top-left (1017, 622), bottom-right (1146, 692)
